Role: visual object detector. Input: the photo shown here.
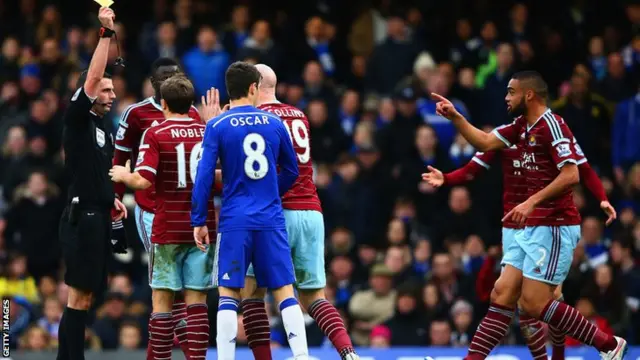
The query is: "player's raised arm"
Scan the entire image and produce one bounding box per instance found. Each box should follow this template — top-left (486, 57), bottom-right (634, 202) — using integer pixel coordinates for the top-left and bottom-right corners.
top-left (431, 93), bottom-right (509, 151)
top-left (84, 7), bottom-right (115, 98)
top-left (191, 123), bottom-right (218, 227)
top-left (276, 120), bottom-right (299, 196)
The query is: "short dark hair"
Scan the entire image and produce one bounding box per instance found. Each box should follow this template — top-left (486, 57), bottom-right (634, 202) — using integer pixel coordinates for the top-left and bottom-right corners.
top-left (151, 58), bottom-right (182, 94)
top-left (160, 75), bottom-right (194, 114)
top-left (76, 70), bottom-right (112, 89)
top-left (511, 70), bottom-right (548, 100)
top-left (225, 61), bottom-right (262, 100)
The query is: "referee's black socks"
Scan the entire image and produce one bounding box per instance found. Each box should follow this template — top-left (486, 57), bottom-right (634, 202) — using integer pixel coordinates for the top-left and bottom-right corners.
top-left (60, 307), bottom-right (89, 360)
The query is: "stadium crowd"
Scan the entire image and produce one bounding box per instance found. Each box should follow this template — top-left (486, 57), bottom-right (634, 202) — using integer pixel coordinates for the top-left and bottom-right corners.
top-left (0, 0), bottom-right (640, 352)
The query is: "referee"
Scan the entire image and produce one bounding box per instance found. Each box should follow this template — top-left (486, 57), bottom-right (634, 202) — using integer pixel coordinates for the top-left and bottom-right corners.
top-left (57, 7), bottom-right (128, 360)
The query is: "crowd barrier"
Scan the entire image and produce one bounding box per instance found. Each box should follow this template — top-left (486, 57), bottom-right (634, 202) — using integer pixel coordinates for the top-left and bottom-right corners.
top-left (11, 346), bottom-right (640, 360)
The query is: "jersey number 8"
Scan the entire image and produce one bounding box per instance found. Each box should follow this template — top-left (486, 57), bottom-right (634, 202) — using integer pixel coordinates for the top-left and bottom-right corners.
top-left (175, 141), bottom-right (203, 188)
top-left (244, 133), bottom-right (269, 180)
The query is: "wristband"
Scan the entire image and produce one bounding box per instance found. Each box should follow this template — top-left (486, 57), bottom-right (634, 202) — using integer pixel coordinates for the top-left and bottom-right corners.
top-left (99, 27), bottom-right (115, 38)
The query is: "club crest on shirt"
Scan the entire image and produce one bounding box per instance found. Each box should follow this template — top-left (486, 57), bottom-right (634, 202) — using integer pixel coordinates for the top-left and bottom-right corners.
top-left (528, 134), bottom-right (536, 146)
top-left (116, 126), bottom-right (126, 140)
top-left (96, 128), bottom-right (106, 147)
top-left (556, 143), bottom-right (571, 158)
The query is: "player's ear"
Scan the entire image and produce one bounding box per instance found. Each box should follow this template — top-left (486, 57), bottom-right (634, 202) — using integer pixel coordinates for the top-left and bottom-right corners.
top-left (161, 99), bottom-right (168, 111)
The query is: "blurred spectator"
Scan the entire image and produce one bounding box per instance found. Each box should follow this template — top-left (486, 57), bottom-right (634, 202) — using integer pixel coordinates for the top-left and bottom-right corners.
top-left (481, 43), bottom-right (515, 127)
top-left (429, 318), bottom-right (452, 346)
top-left (598, 53), bottom-right (635, 102)
top-left (589, 36), bottom-right (608, 81)
top-left (143, 21), bottom-right (179, 63)
top-left (182, 26), bottom-right (230, 98)
top-left (5, 171), bottom-right (63, 279)
top-left (365, 13), bottom-right (420, 95)
top-left (582, 264), bottom-right (627, 333)
top-left (450, 299), bottom-right (474, 347)
top-left (19, 325), bottom-right (53, 350)
top-left (553, 72), bottom-right (611, 170)
top-left (307, 99), bottom-right (347, 164)
top-left (348, 263), bottom-right (396, 346)
top-left (35, 5), bottom-right (62, 46)
top-left (428, 252), bottom-right (474, 308)
top-left (0, 253), bottom-right (39, 303)
top-left (612, 90), bottom-right (640, 182)
top-left (580, 216), bottom-right (609, 268)
top-left (236, 20), bottom-right (281, 73)
top-left (118, 320), bottom-right (143, 350)
top-left (37, 296), bottom-right (62, 340)
top-left (1, 37), bottom-right (21, 81)
top-left (92, 292), bottom-right (129, 349)
top-left (303, 61), bottom-right (337, 112)
top-left (221, 5), bottom-right (250, 59)
top-left (377, 283), bottom-right (427, 346)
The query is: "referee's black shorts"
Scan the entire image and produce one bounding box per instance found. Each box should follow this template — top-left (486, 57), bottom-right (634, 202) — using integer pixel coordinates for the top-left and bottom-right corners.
top-left (59, 207), bottom-right (111, 293)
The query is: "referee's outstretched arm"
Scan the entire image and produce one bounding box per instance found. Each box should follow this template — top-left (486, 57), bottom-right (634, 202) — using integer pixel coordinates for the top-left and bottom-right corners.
top-left (84, 7), bottom-right (115, 98)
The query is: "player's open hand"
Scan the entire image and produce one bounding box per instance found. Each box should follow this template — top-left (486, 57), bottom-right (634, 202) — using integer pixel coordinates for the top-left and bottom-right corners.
top-left (600, 201), bottom-right (617, 226)
top-left (201, 87), bottom-right (227, 122)
top-left (109, 165), bottom-right (130, 183)
top-left (421, 166), bottom-right (444, 187)
top-left (113, 198), bottom-right (127, 221)
top-left (194, 226), bottom-right (210, 252)
top-left (98, 7), bottom-right (115, 29)
top-left (503, 199), bottom-right (535, 227)
top-left (431, 93), bottom-right (462, 121)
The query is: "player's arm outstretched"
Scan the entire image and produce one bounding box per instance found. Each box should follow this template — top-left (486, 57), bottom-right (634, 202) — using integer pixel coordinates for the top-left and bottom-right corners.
top-left (109, 130), bottom-right (156, 190)
top-left (276, 120), bottom-right (299, 195)
top-left (191, 123), bottom-right (218, 250)
top-left (432, 93), bottom-right (511, 151)
top-left (422, 152), bottom-right (494, 187)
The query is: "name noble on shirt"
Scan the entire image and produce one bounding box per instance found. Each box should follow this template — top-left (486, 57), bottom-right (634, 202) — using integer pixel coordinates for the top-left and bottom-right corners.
top-left (170, 128), bottom-right (205, 138)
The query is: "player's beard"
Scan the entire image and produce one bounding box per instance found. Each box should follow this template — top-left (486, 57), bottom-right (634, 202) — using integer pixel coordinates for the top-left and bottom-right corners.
top-left (508, 100), bottom-right (526, 117)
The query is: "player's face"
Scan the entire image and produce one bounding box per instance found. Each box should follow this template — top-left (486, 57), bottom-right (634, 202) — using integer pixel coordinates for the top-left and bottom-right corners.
top-left (505, 79), bottom-right (526, 117)
top-left (94, 78), bottom-right (116, 114)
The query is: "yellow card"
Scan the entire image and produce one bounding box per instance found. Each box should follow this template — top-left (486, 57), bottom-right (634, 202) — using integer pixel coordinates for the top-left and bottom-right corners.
top-left (94, 0), bottom-right (114, 8)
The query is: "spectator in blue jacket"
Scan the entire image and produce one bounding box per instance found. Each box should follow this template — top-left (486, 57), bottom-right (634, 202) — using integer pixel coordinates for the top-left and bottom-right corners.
top-left (182, 26), bottom-right (230, 99)
top-left (612, 91), bottom-right (640, 183)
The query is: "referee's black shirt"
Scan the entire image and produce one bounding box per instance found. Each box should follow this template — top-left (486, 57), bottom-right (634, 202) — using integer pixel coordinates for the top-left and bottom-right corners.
top-left (62, 87), bottom-right (114, 208)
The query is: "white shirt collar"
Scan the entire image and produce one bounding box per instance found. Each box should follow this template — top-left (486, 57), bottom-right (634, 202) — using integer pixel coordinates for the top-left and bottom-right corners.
top-left (526, 108), bottom-right (552, 131)
top-left (148, 97), bottom-right (163, 112)
top-left (166, 117), bottom-right (193, 122)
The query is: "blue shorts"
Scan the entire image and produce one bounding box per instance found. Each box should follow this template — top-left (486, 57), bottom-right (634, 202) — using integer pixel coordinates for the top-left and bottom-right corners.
top-left (509, 225), bottom-right (580, 285)
top-left (134, 205), bottom-right (153, 252)
top-left (501, 227), bottom-right (522, 267)
top-left (247, 210), bottom-right (326, 289)
top-left (149, 244), bottom-right (215, 291)
top-left (214, 229), bottom-right (295, 289)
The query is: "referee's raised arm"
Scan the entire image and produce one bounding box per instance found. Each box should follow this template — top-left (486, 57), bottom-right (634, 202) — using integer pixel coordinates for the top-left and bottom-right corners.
top-left (57, 7), bottom-right (128, 360)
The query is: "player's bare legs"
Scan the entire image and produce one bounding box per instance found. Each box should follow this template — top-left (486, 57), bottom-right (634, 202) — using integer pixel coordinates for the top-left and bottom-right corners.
top-left (183, 290), bottom-right (210, 360)
top-left (149, 289), bottom-right (175, 360)
top-left (57, 288), bottom-right (93, 360)
top-left (298, 289), bottom-right (357, 359)
top-left (466, 265), bottom-right (521, 360)
top-left (519, 278), bottom-right (626, 359)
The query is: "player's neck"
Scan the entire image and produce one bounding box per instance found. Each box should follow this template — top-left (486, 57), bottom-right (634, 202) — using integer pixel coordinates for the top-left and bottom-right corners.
top-left (525, 104), bottom-right (549, 125)
top-left (256, 93), bottom-right (278, 106)
top-left (164, 112), bottom-right (191, 121)
top-left (229, 98), bottom-right (253, 108)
